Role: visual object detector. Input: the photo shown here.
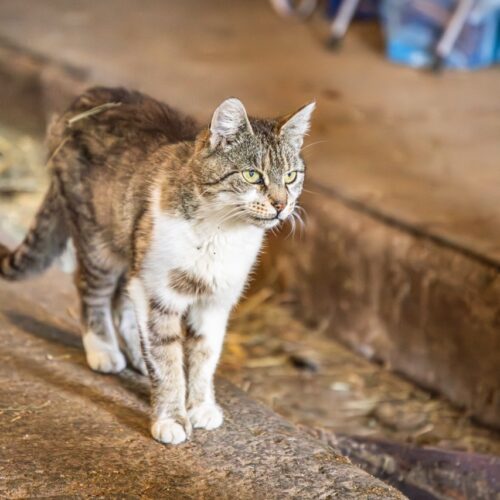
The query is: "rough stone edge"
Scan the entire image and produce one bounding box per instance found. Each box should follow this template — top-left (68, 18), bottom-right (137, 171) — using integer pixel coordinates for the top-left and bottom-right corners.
top-left (0, 267), bottom-right (405, 499)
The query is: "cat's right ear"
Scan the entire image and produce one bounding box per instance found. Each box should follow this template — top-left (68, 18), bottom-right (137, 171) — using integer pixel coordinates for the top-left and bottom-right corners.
top-left (209, 98), bottom-right (253, 149)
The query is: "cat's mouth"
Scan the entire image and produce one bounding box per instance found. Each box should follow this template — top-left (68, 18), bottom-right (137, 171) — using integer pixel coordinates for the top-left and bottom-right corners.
top-left (250, 215), bottom-right (276, 221)
top-left (248, 214), bottom-right (281, 228)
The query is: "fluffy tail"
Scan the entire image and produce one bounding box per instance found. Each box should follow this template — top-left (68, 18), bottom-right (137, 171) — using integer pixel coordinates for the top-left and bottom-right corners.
top-left (0, 181), bottom-right (68, 281)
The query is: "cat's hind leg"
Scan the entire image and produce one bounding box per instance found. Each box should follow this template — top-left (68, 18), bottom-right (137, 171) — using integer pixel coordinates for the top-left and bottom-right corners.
top-left (75, 259), bottom-right (126, 374)
top-left (113, 278), bottom-right (147, 375)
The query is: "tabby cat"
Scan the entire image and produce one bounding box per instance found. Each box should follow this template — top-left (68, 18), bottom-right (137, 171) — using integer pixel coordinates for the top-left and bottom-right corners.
top-left (0, 87), bottom-right (315, 444)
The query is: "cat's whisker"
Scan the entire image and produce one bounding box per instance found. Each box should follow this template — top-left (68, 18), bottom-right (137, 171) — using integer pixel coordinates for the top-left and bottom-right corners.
top-left (296, 214), bottom-right (305, 230)
top-left (269, 224), bottom-right (279, 237)
top-left (208, 206), bottom-right (244, 227)
top-left (301, 139), bottom-right (330, 152)
top-left (203, 210), bottom-right (238, 227)
top-left (214, 212), bottom-right (242, 227)
top-left (197, 201), bottom-right (240, 220)
top-left (283, 210), bottom-right (305, 240)
top-left (285, 215), bottom-right (296, 239)
top-left (293, 206), bottom-right (307, 228)
top-left (301, 187), bottom-right (320, 196)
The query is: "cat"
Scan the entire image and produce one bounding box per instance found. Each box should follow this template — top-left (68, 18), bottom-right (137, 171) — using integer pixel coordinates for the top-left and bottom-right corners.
top-left (0, 87), bottom-right (315, 444)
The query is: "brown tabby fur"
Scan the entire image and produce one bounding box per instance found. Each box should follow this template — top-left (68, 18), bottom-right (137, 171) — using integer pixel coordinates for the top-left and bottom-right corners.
top-left (0, 86), bottom-right (314, 444)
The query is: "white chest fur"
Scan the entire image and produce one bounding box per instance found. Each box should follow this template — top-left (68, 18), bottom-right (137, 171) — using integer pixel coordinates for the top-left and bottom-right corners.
top-left (142, 212), bottom-right (264, 310)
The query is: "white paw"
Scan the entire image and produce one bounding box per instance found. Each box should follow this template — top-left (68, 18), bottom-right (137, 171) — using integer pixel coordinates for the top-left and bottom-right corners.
top-left (188, 403), bottom-right (224, 430)
top-left (86, 349), bottom-right (126, 374)
top-left (151, 418), bottom-right (191, 444)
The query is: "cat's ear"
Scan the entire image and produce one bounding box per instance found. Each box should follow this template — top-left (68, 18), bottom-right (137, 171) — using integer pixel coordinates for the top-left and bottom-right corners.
top-left (277, 102), bottom-right (316, 150)
top-left (209, 98), bottom-right (253, 149)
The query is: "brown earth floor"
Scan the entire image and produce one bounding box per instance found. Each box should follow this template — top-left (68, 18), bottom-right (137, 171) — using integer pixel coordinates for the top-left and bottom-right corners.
top-left (1, 122), bottom-right (499, 456)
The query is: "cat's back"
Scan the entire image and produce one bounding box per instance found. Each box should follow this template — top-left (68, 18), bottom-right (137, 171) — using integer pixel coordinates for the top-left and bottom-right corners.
top-left (45, 88), bottom-right (201, 259)
top-left (47, 87), bottom-right (200, 162)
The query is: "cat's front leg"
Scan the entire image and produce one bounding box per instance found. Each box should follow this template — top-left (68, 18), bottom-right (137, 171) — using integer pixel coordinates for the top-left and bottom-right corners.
top-left (185, 302), bottom-right (229, 430)
top-left (128, 278), bottom-right (191, 444)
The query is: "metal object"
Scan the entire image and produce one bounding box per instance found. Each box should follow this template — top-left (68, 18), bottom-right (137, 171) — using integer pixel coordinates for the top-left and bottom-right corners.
top-left (327, 0), bottom-right (362, 48)
top-left (269, 0), bottom-right (319, 19)
top-left (431, 0), bottom-right (476, 71)
top-left (270, 0), bottom-right (364, 49)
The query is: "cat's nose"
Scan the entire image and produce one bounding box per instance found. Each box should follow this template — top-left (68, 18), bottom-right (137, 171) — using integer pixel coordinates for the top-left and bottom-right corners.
top-left (270, 199), bottom-right (285, 214)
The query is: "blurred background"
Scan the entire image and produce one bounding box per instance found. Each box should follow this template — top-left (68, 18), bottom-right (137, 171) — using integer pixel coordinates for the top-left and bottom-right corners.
top-left (0, 0), bottom-right (499, 497)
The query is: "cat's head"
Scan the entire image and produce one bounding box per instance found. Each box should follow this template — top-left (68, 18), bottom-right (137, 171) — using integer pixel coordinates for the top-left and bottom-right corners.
top-left (197, 98), bottom-right (315, 230)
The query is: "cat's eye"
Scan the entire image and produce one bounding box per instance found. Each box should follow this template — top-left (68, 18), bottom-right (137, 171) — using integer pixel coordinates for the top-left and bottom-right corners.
top-left (284, 171), bottom-right (298, 184)
top-left (242, 169), bottom-right (263, 184)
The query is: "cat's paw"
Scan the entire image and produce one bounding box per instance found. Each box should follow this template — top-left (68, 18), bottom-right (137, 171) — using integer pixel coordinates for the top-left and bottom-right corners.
top-left (188, 403), bottom-right (223, 430)
top-left (86, 348), bottom-right (126, 374)
top-left (151, 417), bottom-right (192, 445)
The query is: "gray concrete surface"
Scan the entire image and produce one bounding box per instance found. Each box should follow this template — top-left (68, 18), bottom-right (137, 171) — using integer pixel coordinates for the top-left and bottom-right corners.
top-left (0, 269), bottom-right (404, 498)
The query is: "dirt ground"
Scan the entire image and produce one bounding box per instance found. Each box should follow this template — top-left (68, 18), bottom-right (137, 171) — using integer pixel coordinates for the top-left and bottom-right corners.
top-left (1, 123), bottom-right (499, 456)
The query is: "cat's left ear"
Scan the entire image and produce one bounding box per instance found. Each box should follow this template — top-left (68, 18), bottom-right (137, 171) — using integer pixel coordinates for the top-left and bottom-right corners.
top-left (277, 102), bottom-right (316, 150)
top-left (210, 98), bottom-right (253, 149)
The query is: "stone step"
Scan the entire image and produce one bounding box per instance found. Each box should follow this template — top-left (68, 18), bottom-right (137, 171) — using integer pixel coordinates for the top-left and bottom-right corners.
top-left (0, 268), bottom-right (404, 498)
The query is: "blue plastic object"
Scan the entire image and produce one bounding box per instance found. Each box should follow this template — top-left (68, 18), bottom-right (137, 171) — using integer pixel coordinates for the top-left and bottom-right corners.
top-left (381, 0), bottom-right (500, 69)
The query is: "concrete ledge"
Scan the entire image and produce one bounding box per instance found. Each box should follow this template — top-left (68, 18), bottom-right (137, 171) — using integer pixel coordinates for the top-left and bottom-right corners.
top-left (0, 269), bottom-right (404, 498)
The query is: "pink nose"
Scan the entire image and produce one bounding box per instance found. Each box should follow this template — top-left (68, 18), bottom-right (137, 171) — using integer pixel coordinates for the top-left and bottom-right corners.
top-left (271, 199), bottom-right (285, 213)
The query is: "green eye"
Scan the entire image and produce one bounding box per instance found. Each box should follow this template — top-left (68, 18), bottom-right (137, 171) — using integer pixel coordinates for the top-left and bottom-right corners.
top-left (285, 171), bottom-right (298, 184)
top-left (242, 169), bottom-right (263, 184)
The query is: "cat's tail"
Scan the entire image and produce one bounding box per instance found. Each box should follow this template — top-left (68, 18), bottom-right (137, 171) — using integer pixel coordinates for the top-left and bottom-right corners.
top-left (0, 180), bottom-right (68, 281)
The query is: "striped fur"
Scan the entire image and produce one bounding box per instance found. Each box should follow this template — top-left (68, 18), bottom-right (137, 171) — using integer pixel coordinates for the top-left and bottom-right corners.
top-left (0, 181), bottom-right (67, 280)
top-left (0, 87), bottom-right (314, 444)
top-left (168, 268), bottom-right (214, 296)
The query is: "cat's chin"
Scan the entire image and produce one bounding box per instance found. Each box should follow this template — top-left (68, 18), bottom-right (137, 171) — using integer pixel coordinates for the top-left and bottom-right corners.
top-left (264, 219), bottom-right (281, 230)
top-left (246, 215), bottom-right (280, 230)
